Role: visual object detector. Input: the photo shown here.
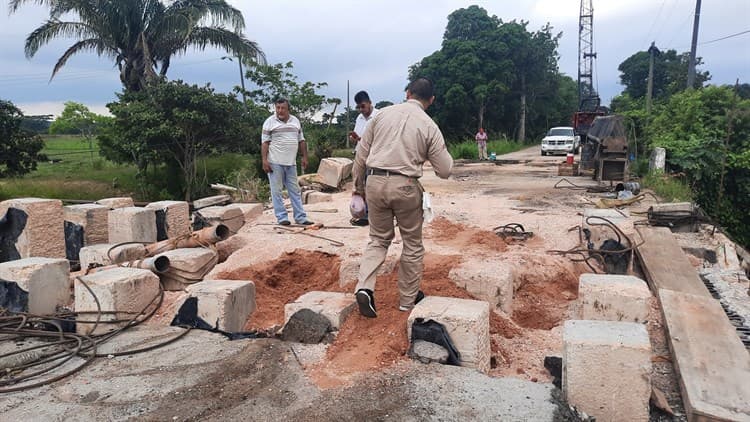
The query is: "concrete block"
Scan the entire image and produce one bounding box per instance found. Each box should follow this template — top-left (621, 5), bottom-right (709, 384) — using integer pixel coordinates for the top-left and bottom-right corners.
top-left (95, 197), bottom-right (134, 209)
top-left (108, 207), bottom-right (157, 244)
top-left (303, 191), bottom-right (333, 205)
top-left (146, 200), bottom-right (190, 239)
top-left (185, 280), bottom-right (256, 332)
top-left (407, 296), bottom-right (491, 373)
top-left (583, 208), bottom-right (630, 245)
top-left (449, 258), bottom-right (515, 313)
top-left (0, 257), bottom-right (70, 314)
top-left (197, 205), bottom-right (244, 234)
top-left (193, 195), bottom-right (231, 210)
top-left (75, 267), bottom-right (160, 335)
top-left (228, 203), bottom-right (264, 224)
top-left (284, 291), bottom-right (356, 330)
top-left (563, 320), bottom-right (651, 422)
top-left (158, 247), bottom-right (219, 291)
top-left (317, 157), bottom-right (353, 188)
top-left (78, 243), bottom-right (147, 270)
top-left (649, 147), bottom-right (666, 172)
top-left (578, 274), bottom-right (651, 323)
top-left (0, 198), bottom-right (66, 259)
top-left (64, 203), bottom-right (109, 245)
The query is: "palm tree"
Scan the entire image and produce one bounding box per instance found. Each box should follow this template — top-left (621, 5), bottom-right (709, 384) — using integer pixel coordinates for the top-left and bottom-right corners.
top-left (9, 0), bottom-right (265, 92)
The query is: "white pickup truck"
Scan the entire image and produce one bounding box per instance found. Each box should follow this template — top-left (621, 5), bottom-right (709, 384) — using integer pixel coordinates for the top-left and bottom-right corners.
top-left (540, 126), bottom-right (580, 156)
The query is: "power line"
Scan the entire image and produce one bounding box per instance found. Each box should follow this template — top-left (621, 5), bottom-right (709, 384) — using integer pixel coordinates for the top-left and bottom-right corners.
top-left (643, 0), bottom-right (668, 47)
top-left (700, 29), bottom-right (750, 45)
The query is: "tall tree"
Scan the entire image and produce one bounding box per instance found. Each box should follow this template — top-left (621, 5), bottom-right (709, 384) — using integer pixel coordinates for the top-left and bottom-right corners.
top-left (98, 81), bottom-right (248, 200)
top-left (10, 0), bottom-right (265, 92)
top-left (617, 48), bottom-right (710, 100)
top-left (0, 99), bottom-right (46, 177)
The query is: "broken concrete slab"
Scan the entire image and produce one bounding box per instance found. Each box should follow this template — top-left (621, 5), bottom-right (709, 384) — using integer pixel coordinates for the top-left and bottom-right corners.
top-left (0, 198), bottom-right (66, 259)
top-left (448, 258), bottom-right (514, 314)
top-left (75, 267), bottom-right (160, 335)
top-left (303, 191), bottom-right (333, 205)
top-left (281, 308), bottom-right (331, 344)
top-left (196, 205), bottom-right (244, 234)
top-left (95, 197), bottom-right (134, 209)
top-left (658, 289), bottom-right (750, 421)
top-left (108, 207), bottom-right (157, 244)
top-left (193, 195), bottom-right (231, 210)
top-left (583, 208), bottom-right (630, 245)
top-left (184, 280), bottom-right (256, 332)
top-left (410, 339), bottom-right (449, 364)
top-left (577, 273), bottom-right (651, 323)
top-left (78, 243), bottom-right (147, 270)
top-left (158, 247), bottom-right (219, 291)
top-left (63, 203), bottom-right (109, 245)
top-left (284, 291), bottom-right (355, 330)
top-left (317, 157), bottom-right (353, 188)
top-left (407, 296), bottom-right (491, 373)
top-left (563, 320), bottom-right (651, 422)
top-left (0, 257), bottom-right (70, 314)
top-left (145, 200), bottom-right (190, 240)
top-left (228, 203), bottom-right (264, 224)
top-left (649, 147), bottom-right (666, 172)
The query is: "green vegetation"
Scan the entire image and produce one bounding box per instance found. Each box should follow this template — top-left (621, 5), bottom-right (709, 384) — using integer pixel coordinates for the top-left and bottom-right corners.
top-left (408, 5), bottom-right (577, 142)
top-left (641, 172), bottom-right (693, 203)
top-left (449, 139), bottom-right (525, 159)
top-left (0, 99), bottom-right (46, 178)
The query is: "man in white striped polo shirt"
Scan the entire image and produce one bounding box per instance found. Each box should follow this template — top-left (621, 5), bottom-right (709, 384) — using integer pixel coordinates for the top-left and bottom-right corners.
top-left (261, 98), bottom-right (314, 226)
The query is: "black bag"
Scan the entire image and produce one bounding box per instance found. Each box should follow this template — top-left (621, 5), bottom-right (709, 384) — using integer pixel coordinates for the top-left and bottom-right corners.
top-left (410, 318), bottom-right (461, 365)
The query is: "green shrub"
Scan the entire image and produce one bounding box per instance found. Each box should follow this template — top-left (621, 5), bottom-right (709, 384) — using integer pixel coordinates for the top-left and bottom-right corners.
top-left (448, 139), bottom-right (525, 159)
top-left (642, 171), bottom-right (692, 202)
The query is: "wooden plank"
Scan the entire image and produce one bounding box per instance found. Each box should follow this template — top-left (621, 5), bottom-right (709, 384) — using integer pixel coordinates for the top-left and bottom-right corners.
top-left (659, 289), bottom-right (750, 421)
top-left (635, 226), bottom-right (710, 297)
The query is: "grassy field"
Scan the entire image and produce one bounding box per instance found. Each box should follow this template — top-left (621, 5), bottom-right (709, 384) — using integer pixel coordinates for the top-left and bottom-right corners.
top-left (0, 135), bottom-right (138, 201)
top-left (448, 139), bottom-right (526, 159)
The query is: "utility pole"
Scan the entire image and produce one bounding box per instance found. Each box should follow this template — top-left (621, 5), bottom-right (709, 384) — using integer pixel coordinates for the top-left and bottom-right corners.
top-left (646, 42), bottom-right (658, 113)
top-left (686, 0), bottom-right (702, 89)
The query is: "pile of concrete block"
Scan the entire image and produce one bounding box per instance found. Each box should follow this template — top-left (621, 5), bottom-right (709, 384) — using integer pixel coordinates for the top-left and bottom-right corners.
top-left (302, 190), bottom-right (332, 205)
top-left (95, 197), bottom-right (134, 209)
top-left (407, 296), bottom-right (491, 373)
top-left (108, 207), bottom-right (157, 244)
top-left (78, 243), bottom-right (147, 270)
top-left (577, 274), bottom-right (651, 323)
top-left (228, 203), bottom-right (263, 225)
top-left (64, 203), bottom-right (109, 246)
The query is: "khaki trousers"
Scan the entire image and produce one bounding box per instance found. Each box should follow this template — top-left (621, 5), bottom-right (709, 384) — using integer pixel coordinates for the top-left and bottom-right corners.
top-left (478, 141), bottom-right (488, 160)
top-left (355, 174), bottom-right (424, 309)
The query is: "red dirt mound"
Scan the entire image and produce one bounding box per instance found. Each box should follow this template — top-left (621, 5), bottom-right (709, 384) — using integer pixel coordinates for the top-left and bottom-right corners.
top-left (511, 260), bottom-right (579, 330)
top-left (426, 217), bottom-right (507, 252)
top-left (216, 249), bottom-right (344, 330)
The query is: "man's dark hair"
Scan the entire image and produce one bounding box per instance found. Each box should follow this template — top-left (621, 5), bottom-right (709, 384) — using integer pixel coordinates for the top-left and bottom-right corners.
top-left (407, 78), bottom-right (434, 101)
top-left (274, 97), bottom-right (290, 106)
top-left (354, 91), bottom-right (370, 104)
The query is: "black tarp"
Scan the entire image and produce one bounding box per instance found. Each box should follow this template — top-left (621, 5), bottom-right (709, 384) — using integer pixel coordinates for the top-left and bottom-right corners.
top-left (0, 208), bottom-right (27, 262)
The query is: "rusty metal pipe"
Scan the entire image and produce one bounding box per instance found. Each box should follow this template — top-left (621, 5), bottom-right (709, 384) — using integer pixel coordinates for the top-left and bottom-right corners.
top-left (87, 256), bottom-right (170, 274)
top-left (144, 224), bottom-right (230, 257)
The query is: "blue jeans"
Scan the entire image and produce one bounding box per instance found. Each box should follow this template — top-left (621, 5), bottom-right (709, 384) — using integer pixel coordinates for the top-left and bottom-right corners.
top-left (267, 162), bottom-right (307, 223)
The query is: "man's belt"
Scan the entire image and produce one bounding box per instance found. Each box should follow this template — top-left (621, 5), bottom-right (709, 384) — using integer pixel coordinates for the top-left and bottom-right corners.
top-left (367, 168), bottom-right (410, 177)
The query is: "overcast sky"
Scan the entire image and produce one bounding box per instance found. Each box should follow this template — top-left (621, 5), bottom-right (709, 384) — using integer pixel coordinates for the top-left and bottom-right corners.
top-left (1, 0), bottom-right (748, 117)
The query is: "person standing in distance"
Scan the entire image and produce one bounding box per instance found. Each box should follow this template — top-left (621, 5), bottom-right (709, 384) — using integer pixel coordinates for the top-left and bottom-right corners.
top-left (475, 127), bottom-right (488, 160)
top-left (351, 78), bottom-right (453, 317)
top-left (349, 90), bottom-right (379, 152)
top-left (261, 98), bottom-right (314, 226)
top-left (349, 90), bottom-right (379, 226)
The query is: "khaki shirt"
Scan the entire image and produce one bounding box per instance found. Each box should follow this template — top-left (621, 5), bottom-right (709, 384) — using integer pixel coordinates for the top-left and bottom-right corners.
top-left (353, 99), bottom-right (453, 194)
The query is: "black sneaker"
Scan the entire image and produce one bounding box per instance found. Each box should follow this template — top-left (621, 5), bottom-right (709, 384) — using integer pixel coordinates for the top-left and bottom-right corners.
top-left (399, 290), bottom-right (425, 311)
top-left (350, 218), bottom-right (369, 227)
top-left (278, 220), bottom-right (291, 226)
top-left (356, 289), bottom-right (377, 318)
top-left (297, 220), bottom-right (315, 226)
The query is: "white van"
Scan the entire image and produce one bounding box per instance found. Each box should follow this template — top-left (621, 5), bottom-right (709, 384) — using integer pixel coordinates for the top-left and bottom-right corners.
top-left (541, 126), bottom-right (579, 156)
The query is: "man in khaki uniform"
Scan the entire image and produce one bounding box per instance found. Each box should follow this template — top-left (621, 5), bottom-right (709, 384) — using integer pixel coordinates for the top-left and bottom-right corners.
top-left (352, 78), bottom-right (453, 318)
